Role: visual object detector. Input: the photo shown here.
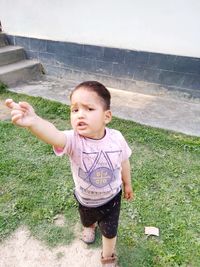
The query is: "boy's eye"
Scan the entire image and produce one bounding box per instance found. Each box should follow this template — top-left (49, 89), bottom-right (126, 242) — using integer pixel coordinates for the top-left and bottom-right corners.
top-left (71, 108), bottom-right (78, 113)
top-left (88, 108), bottom-right (94, 111)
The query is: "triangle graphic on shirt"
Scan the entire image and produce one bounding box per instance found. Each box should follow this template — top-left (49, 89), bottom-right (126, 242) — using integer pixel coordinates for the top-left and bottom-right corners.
top-left (105, 150), bottom-right (122, 170)
top-left (82, 152), bottom-right (99, 172)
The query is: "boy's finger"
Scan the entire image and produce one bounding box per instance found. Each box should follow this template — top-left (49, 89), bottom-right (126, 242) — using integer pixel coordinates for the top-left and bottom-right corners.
top-left (5, 99), bottom-right (13, 108)
top-left (11, 110), bottom-right (24, 117)
top-left (5, 99), bottom-right (21, 110)
top-left (129, 192), bottom-right (134, 200)
top-left (12, 114), bottom-right (23, 124)
top-left (5, 99), bottom-right (27, 114)
top-left (19, 101), bottom-right (34, 112)
top-left (125, 192), bottom-right (133, 201)
top-left (127, 194), bottom-right (131, 200)
top-left (124, 192), bottom-right (129, 199)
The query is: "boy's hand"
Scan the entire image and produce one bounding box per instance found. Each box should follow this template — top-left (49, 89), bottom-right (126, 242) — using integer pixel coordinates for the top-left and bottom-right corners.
top-left (5, 99), bottom-right (66, 148)
top-left (5, 99), bottom-right (37, 127)
top-left (123, 183), bottom-right (134, 201)
top-left (121, 160), bottom-right (134, 201)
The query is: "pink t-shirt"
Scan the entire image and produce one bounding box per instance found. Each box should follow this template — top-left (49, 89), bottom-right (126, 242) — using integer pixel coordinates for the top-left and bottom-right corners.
top-left (54, 127), bottom-right (131, 207)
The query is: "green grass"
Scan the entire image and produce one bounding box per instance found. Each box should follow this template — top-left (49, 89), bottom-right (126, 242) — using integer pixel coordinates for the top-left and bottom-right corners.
top-left (0, 89), bottom-right (200, 266)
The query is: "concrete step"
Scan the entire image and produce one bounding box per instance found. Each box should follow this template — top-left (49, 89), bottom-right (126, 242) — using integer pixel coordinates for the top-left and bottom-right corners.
top-left (0, 46), bottom-right (26, 66)
top-left (0, 60), bottom-right (44, 86)
top-left (0, 33), bottom-right (9, 47)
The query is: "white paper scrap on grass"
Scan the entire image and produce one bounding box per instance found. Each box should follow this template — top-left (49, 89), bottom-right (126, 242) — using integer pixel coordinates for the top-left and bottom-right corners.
top-left (145, 226), bottom-right (159, 236)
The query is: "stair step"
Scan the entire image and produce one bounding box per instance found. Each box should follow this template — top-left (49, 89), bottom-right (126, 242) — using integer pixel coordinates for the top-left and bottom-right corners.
top-left (0, 33), bottom-right (9, 47)
top-left (0, 60), bottom-right (44, 86)
top-left (0, 46), bottom-right (26, 66)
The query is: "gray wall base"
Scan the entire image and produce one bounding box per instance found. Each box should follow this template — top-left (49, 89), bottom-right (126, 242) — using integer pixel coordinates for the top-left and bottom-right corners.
top-left (6, 35), bottom-right (200, 97)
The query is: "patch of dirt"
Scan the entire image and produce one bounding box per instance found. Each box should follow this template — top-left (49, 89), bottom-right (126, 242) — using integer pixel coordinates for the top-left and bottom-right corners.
top-left (0, 226), bottom-right (102, 267)
top-left (53, 214), bottom-right (66, 227)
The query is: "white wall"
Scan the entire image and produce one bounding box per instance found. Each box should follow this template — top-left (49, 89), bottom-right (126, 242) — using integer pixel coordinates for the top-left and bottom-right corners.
top-left (1, 0), bottom-right (200, 57)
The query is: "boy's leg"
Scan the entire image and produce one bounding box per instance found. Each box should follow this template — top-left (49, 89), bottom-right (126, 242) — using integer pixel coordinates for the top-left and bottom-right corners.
top-left (102, 236), bottom-right (117, 258)
top-left (99, 191), bottom-right (122, 265)
top-left (77, 201), bottom-right (98, 244)
top-left (101, 236), bottom-right (118, 266)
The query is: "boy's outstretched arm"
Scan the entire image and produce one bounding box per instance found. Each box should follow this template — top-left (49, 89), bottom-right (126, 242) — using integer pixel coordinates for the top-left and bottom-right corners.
top-left (121, 159), bottom-right (134, 201)
top-left (5, 99), bottom-right (67, 148)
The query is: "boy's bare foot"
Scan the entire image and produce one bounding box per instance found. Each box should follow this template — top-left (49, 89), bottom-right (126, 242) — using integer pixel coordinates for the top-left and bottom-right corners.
top-left (101, 253), bottom-right (118, 267)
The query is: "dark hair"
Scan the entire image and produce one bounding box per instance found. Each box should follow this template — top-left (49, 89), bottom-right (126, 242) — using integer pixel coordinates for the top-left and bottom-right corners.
top-left (70, 81), bottom-right (111, 110)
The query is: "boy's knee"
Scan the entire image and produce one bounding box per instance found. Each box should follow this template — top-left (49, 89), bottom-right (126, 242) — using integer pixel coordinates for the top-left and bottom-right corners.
top-left (101, 229), bottom-right (117, 239)
top-left (99, 221), bottom-right (118, 239)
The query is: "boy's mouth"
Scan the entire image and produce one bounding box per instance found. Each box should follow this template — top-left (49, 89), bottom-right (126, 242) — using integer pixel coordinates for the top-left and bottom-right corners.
top-left (77, 121), bottom-right (87, 128)
top-left (77, 122), bottom-right (86, 126)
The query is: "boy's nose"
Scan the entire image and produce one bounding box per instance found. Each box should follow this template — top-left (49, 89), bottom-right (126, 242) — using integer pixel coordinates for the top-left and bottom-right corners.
top-left (78, 109), bottom-right (85, 118)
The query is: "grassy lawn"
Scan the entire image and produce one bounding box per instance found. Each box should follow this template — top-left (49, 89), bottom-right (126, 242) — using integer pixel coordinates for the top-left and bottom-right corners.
top-left (0, 86), bottom-right (200, 266)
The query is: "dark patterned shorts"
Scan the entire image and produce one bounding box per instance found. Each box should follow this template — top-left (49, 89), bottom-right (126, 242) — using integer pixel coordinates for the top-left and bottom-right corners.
top-left (77, 190), bottom-right (122, 239)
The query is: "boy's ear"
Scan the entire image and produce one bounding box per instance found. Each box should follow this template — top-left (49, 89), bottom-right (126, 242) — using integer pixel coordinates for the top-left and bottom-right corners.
top-left (105, 110), bottom-right (112, 124)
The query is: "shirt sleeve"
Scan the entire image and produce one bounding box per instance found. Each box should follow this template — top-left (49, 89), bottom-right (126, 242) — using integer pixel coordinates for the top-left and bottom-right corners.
top-left (53, 130), bottom-right (74, 157)
top-left (119, 132), bottom-right (132, 161)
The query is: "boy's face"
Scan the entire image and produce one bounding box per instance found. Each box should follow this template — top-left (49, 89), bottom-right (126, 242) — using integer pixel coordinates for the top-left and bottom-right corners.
top-left (70, 88), bottom-right (112, 139)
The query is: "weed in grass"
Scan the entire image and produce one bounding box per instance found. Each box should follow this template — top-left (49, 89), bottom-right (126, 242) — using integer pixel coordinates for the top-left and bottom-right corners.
top-left (0, 82), bottom-right (8, 93)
